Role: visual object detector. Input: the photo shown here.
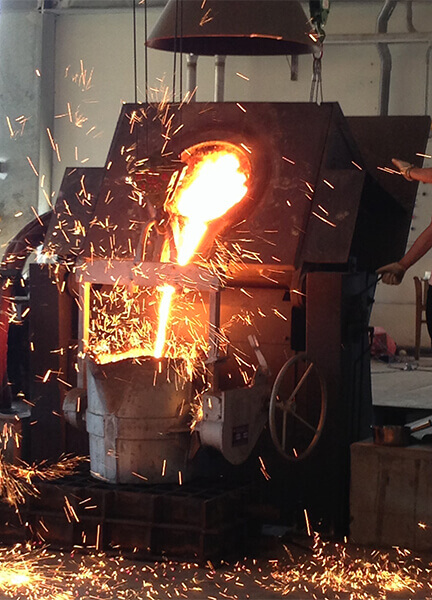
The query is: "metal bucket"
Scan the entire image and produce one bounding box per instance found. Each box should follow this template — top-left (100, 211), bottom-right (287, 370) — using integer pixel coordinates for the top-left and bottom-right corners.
top-left (86, 357), bottom-right (192, 484)
top-left (372, 425), bottom-right (411, 447)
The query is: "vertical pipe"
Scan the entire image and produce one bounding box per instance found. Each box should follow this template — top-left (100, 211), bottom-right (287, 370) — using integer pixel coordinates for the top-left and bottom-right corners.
top-left (290, 54), bottom-right (299, 81)
top-left (0, 288), bottom-right (12, 411)
top-left (426, 44), bottom-right (432, 116)
top-left (214, 55), bottom-right (226, 102)
top-left (208, 288), bottom-right (221, 392)
top-left (406, 1), bottom-right (416, 33)
top-left (132, 0), bottom-right (138, 103)
top-left (186, 53), bottom-right (198, 101)
top-left (376, 0), bottom-right (398, 116)
top-left (38, 8), bottom-right (56, 213)
top-left (77, 281), bottom-right (90, 389)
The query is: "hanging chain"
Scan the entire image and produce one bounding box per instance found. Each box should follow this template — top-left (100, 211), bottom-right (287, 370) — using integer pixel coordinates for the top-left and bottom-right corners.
top-left (309, 0), bottom-right (329, 104)
top-left (310, 53), bottom-right (323, 104)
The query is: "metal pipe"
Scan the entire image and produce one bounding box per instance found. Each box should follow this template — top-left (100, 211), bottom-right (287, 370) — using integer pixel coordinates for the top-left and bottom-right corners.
top-left (58, 0), bottom-right (167, 8)
top-left (426, 44), bottom-right (432, 116)
top-left (376, 0), bottom-right (398, 116)
top-left (406, 1), bottom-right (416, 32)
top-left (38, 7), bottom-right (56, 213)
top-left (186, 53), bottom-right (198, 101)
top-left (27, 0), bottom-right (167, 13)
top-left (214, 55), bottom-right (226, 102)
top-left (324, 31), bottom-right (432, 44)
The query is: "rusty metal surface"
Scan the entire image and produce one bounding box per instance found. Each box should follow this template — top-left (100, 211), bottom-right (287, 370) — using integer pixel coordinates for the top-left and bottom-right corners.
top-left (44, 167), bottom-right (105, 259)
top-left (299, 104), bottom-right (366, 264)
top-left (80, 103), bottom-right (429, 281)
top-left (302, 271), bottom-right (376, 534)
top-left (28, 265), bottom-right (88, 461)
top-left (79, 259), bottom-right (219, 290)
top-left (218, 287), bottom-right (292, 391)
top-left (81, 103), bottom-right (371, 278)
top-left (28, 105), bottom-right (431, 540)
top-left (147, 0), bottom-right (316, 56)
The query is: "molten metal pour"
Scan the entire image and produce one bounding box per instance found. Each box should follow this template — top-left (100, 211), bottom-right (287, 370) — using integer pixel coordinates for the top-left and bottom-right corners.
top-left (87, 141), bottom-right (251, 372)
top-left (72, 142), bottom-right (252, 484)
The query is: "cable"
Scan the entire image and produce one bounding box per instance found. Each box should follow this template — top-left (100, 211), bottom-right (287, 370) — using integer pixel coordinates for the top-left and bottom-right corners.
top-left (143, 0), bottom-right (149, 155)
top-left (179, 0), bottom-right (183, 102)
top-left (144, 0), bottom-right (149, 105)
top-left (172, 0), bottom-right (179, 102)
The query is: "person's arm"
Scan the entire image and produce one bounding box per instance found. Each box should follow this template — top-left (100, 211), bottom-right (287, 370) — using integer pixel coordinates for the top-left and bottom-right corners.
top-left (399, 220), bottom-right (432, 269)
top-left (408, 167), bottom-right (432, 184)
top-left (377, 219), bottom-right (432, 284)
top-left (392, 158), bottom-right (432, 184)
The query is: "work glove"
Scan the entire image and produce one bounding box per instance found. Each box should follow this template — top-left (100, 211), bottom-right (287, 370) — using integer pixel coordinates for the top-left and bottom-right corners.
top-left (376, 262), bottom-right (406, 285)
top-left (392, 158), bottom-right (414, 181)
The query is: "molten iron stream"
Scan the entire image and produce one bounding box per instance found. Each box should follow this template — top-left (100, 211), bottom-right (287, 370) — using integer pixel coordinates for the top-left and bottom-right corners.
top-left (153, 149), bottom-right (249, 357)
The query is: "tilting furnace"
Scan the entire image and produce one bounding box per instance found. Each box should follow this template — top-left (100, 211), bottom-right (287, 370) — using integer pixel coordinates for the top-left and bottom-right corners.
top-left (4, 102), bottom-right (429, 556)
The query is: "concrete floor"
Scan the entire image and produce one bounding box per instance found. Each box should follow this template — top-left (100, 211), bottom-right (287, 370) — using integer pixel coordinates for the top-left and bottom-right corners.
top-left (372, 354), bottom-right (432, 411)
top-left (2, 533), bottom-right (432, 599)
top-left (372, 354), bottom-right (432, 439)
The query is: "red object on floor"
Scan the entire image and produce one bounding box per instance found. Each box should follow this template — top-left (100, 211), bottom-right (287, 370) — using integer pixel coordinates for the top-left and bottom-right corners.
top-left (370, 326), bottom-right (397, 359)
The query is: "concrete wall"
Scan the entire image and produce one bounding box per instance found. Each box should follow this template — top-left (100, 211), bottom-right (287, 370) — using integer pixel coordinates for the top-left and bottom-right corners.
top-left (0, 1), bottom-right (431, 346)
top-left (0, 4), bottom-right (44, 249)
top-left (372, 168), bottom-right (432, 350)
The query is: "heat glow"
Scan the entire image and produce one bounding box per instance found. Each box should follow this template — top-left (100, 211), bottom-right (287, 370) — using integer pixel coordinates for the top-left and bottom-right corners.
top-left (154, 284), bottom-right (175, 358)
top-left (168, 149), bottom-right (249, 266)
top-left (88, 142), bottom-right (250, 370)
top-left (152, 144), bottom-right (250, 358)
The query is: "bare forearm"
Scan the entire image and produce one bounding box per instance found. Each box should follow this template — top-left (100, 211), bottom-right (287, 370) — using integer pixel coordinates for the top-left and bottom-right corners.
top-left (392, 159), bottom-right (432, 183)
top-left (399, 223), bottom-right (432, 270)
top-left (409, 167), bottom-right (432, 184)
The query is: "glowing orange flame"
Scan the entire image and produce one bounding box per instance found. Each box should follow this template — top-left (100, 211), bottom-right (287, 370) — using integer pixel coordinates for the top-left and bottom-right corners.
top-left (154, 284), bottom-right (175, 358)
top-left (152, 142), bottom-right (250, 357)
top-left (87, 142), bottom-right (250, 369)
top-left (169, 150), bottom-right (249, 265)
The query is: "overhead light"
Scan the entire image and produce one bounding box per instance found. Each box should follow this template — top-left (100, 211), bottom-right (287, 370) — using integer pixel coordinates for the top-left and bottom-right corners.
top-left (147, 0), bottom-right (319, 56)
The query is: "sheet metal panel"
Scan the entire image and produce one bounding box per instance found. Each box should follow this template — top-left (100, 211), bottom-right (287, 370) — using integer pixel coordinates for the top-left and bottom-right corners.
top-left (44, 167), bottom-right (105, 259)
top-left (347, 115), bottom-right (431, 270)
top-left (82, 103), bottom-right (363, 273)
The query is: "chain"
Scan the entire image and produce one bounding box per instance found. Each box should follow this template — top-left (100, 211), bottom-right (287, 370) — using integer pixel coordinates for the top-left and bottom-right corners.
top-left (309, 53), bottom-right (323, 104)
top-left (308, 1), bottom-right (328, 104)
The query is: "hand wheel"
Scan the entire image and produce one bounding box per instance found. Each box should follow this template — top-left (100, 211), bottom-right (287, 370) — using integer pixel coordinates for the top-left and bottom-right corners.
top-left (269, 352), bottom-right (327, 460)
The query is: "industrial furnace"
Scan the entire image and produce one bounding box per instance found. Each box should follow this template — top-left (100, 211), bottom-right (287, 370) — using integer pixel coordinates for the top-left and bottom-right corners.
top-left (2, 102), bottom-right (430, 558)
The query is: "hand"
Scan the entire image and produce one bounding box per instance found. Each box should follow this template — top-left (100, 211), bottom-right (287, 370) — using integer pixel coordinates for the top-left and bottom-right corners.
top-left (392, 158), bottom-right (414, 181)
top-left (376, 262), bottom-right (406, 285)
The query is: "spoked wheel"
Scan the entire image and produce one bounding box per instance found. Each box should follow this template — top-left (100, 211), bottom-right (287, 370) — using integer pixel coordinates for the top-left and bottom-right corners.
top-left (269, 352), bottom-right (327, 461)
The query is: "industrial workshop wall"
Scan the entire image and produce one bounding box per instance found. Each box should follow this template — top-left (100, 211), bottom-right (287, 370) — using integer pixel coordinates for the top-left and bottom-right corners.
top-left (0, 1), bottom-right (431, 347)
top-left (0, 6), bottom-right (45, 247)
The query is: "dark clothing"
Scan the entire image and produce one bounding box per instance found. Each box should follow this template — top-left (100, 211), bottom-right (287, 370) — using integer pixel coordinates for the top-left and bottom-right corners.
top-left (426, 284), bottom-right (432, 343)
